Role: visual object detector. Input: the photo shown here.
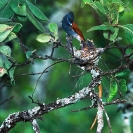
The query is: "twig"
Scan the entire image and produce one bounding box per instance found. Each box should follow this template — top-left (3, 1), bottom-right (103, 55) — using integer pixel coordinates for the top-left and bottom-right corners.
top-left (103, 107), bottom-right (113, 133)
top-left (100, 58), bottom-right (133, 76)
top-left (0, 96), bottom-right (14, 105)
top-left (72, 71), bottom-right (86, 78)
top-left (15, 71), bottom-right (48, 78)
top-left (32, 61), bottom-right (63, 97)
top-left (72, 99), bottom-right (126, 112)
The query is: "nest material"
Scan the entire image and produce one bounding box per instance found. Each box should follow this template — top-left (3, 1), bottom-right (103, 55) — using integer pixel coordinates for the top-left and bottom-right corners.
top-left (73, 40), bottom-right (105, 71)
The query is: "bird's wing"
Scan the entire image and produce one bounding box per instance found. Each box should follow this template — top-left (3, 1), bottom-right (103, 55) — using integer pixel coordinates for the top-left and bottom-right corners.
top-left (71, 22), bottom-right (85, 41)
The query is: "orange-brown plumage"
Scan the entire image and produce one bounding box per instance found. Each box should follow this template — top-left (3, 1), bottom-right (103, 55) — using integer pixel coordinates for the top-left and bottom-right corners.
top-left (71, 22), bottom-right (85, 41)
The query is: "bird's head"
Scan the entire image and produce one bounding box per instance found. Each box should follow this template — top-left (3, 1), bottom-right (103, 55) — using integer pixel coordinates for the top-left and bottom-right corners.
top-left (62, 12), bottom-right (74, 25)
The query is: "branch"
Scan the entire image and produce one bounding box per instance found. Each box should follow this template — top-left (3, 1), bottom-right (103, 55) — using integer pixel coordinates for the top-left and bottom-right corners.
top-left (0, 76), bottom-right (101, 133)
top-left (97, 101), bottom-right (103, 133)
top-left (100, 58), bottom-right (133, 76)
top-left (31, 119), bottom-right (41, 133)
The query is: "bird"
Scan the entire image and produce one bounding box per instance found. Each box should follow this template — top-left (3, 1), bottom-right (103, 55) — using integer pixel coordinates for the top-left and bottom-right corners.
top-left (62, 12), bottom-right (85, 43)
top-left (62, 12), bottom-right (94, 50)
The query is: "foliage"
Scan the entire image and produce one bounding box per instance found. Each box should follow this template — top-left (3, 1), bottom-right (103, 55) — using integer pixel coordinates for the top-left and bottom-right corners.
top-left (0, 0), bottom-right (133, 133)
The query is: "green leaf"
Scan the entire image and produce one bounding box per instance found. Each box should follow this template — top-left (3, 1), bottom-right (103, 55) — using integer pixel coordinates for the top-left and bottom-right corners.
top-left (12, 23), bottom-right (22, 32)
top-left (5, 32), bottom-right (17, 42)
top-left (112, 0), bottom-right (122, 2)
top-left (103, 27), bottom-right (119, 41)
top-left (27, 9), bottom-right (45, 32)
top-left (119, 79), bottom-right (127, 92)
top-left (26, 50), bottom-right (35, 63)
top-left (10, 1), bottom-right (26, 16)
top-left (0, 18), bottom-right (12, 22)
top-left (119, 11), bottom-right (124, 19)
top-left (119, 24), bottom-right (133, 44)
top-left (0, 23), bottom-right (22, 42)
top-left (81, 0), bottom-right (85, 7)
top-left (0, 53), bottom-right (15, 85)
top-left (94, 1), bottom-right (107, 15)
top-left (82, 0), bottom-right (93, 4)
top-left (115, 37), bottom-right (122, 42)
top-left (0, 0), bottom-right (9, 10)
top-left (0, 0), bottom-right (14, 18)
top-left (9, 66), bottom-right (15, 85)
top-left (0, 24), bottom-right (14, 42)
top-left (87, 24), bottom-right (114, 32)
top-left (107, 79), bottom-right (118, 102)
top-left (0, 56), bottom-right (7, 77)
top-left (118, 5), bottom-right (124, 13)
top-left (36, 33), bottom-right (52, 43)
top-left (115, 69), bottom-right (131, 78)
top-left (4, 55), bottom-right (15, 85)
top-left (48, 22), bottom-right (58, 36)
top-left (26, 50), bottom-right (33, 59)
top-left (89, 2), bottom-right (107, 19)
top-left (17, 16), bottom-right (27, 22)
top-left (26, 0), bottom-right (49, 21)
top-left (0, 55), bottom-right (4, 67)
top-left (0, 45), bottom-right (11, 57)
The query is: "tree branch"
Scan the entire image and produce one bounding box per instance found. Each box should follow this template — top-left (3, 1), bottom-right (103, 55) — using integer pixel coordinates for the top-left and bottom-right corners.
top-left (0, 76), bottom-right (101, 133)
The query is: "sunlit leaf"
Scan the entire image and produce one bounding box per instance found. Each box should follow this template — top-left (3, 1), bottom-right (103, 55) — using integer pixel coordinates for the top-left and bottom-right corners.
top-left (119, 79), bottom-right (127, 92)
top-left (115, 69), bottom-right (131, 78)
top-left (48, 22), bottom-right (58, 38)
top-left (82, 0), bottom-right (92, 4)
top-left (36, 33), bottom-right (52, 43)
top-left (26, 0), bottom-right (49, 21)
top-left (0, 23), bottom-right (22, 42)
top-left (0, 24), bottom-right (14, 42)
top-left (87, 24), bottom-right (114, 32)
top-left (118, 5), bottom-right (124, 13)
top-left (5, 32), bottom-right (17, 42)
top-left (0, 45), bottom-right (11, 57)
top-left (115, 37), bottom-right (122, 42)
top-left (107, 79), bottom-right (118, 102)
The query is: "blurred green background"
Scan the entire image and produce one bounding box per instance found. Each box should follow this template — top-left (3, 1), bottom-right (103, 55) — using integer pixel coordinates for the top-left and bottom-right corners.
top-left (0, 0), bottom-right (133, 133)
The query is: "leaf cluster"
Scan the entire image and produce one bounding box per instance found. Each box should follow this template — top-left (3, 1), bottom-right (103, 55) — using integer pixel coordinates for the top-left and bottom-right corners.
top-left (82, 0), bottom-right (133, 43)
top-left (0, 0), bottom-right (58, 84)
